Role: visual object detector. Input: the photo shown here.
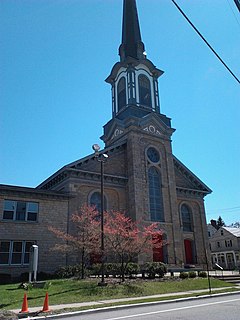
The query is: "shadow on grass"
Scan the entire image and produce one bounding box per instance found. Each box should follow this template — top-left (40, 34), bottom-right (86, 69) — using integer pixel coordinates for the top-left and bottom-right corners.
top-left (26, 285), bottom-right (103, 301)
top-left (6, 288), bottom-right (19, 291)
top-left (0, 303), bottom-right (11, 308)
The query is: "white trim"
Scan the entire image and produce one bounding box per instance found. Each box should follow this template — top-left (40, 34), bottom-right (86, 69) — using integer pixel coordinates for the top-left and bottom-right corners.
top-left (115, 72), bottom-right (127, 114)
top-left (135, 66), bottom-right (155, 111)
top-left (0, 240), bottom-right (35, 266)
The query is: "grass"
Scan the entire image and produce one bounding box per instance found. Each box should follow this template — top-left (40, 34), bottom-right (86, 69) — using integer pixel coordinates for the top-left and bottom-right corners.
top-left (0, 277), bottom-right (236, 311)
top-left (43, 287), bottom-right (240, 315)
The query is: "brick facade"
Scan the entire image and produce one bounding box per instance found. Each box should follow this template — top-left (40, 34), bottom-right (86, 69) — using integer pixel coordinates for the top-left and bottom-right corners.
top-left (0, 186), bottom-right (69, 279)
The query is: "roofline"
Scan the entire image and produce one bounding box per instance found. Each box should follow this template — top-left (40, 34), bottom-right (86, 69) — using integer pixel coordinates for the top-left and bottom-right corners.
top-left (0, 184), bottom-right (71, 199)
top-left (37, 141), bottom-right (127, 189)
top-left (173, 155), bottom-right (212, 194)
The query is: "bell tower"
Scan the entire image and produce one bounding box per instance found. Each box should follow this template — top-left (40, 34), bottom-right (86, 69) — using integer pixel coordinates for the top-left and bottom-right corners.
top-left (103, 0), bottom-right (173, 146)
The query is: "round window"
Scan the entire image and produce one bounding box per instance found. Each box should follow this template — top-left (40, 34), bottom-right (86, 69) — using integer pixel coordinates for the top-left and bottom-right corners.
top-left (147, 147), bottom-right (160, 163)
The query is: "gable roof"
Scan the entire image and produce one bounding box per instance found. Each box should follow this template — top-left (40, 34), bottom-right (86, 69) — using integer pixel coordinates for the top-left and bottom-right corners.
top-left (37, 141), bottom-right (127, 190)
top-left (223, 227), bottom-right (240, 237)
top-left (173, 156), bottom-right (212, 196)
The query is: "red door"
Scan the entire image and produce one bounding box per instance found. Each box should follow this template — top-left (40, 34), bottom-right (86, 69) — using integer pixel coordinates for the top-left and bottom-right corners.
top-left (184, 239), bottom-right (193, 264)
top-left (153, 235), bottom-right (163, 262)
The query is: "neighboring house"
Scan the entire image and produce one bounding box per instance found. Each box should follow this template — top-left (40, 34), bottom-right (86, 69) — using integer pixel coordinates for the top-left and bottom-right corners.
top-left (209, 227), bottom-right (240, 270)
top-left (0, 0), bottom-right (212, 280)
top-left (207, 220), bottom-right (218, 238)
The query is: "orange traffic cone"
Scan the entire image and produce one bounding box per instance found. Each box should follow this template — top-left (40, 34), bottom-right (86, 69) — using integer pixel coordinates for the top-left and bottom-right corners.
top-left (42, 292), bottom-right (50, 312)
top-left (20, 292), bottom-right (29, 313)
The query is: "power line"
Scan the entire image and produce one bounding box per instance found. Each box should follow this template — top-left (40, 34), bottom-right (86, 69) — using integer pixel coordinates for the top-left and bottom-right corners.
top-left (171, 0), bottom-right (240, 85)
top-left (207, 206), bottom-right (240, 213)
top-left (233, 0), bottom-right (240, 12)
top-left (227, 0), bottom-right (240, 28)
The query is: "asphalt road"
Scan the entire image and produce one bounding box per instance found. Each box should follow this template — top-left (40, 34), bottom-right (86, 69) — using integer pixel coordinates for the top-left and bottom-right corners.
top-left (60, 293), bottom-right (240, 320)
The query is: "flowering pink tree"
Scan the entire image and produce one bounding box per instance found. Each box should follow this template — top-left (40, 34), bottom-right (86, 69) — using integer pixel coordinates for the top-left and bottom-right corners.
top-left (49, 204), bottom-right (101, 279)
top-left (104, 210), bottom-right (166, 281)
top-left (49, 206), bottom-right (166, 281)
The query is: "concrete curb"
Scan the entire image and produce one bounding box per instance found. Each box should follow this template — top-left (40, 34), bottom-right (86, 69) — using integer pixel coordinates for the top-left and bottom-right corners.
top-left (22, 289), bottom-right (240, 320)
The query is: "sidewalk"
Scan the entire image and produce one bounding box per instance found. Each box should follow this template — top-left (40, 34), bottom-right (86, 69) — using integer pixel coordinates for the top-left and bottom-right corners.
top-left (12, 286), bottom-right (240, 315)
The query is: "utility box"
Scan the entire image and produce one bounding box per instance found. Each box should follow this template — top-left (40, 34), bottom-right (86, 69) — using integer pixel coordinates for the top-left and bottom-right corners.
top-left (29, 245), bottom-right (38, 282)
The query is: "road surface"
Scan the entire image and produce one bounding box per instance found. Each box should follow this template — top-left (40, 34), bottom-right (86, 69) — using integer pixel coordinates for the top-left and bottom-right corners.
top-left (59, 293), bottom-right (240, 320)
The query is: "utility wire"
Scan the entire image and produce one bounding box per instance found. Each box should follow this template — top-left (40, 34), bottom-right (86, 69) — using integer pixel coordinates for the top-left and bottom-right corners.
top-left (207, 206), bottom-right (240, 213)
top-left (234, 0), bottom-right (240, 12)
top-left (171, 0), bottom-right (240, 85)
top-left (227, 0), bottom-right (240, 28)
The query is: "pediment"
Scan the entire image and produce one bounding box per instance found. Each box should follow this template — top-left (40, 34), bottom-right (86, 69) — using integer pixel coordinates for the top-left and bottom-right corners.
top-left (174, 156), bottom-right (212, 194)
top-left (102, 118), bottom-right (125, 144)
top-left (139, 113), bottom-right (175, 139)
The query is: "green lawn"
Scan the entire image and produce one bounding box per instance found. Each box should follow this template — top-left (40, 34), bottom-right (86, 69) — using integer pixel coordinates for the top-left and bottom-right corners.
top-left (0, 277), bottom-right (234, 310)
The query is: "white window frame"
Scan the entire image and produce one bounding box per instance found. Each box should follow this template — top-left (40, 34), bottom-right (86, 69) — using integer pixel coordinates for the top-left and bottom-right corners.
top-left (0, 240), bottom-right (35, 266)
top-left (3, 200), bottom-right (39, 222)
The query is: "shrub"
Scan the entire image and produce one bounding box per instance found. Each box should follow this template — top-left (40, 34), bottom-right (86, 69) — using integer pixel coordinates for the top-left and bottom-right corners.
top-left (54, 264), bottom-right (82, 278)
top-left (198, 271), bottom-right (207, 278)
top-left (188, 271), bottom-right (197, 278)
top-left (179, 272), bottom-right (189, 279)
top-left (126, 263), bottom-right (140, 277)
top-left (89, 263), bottom-right (102, 277)
top-left (105, 263), bottom-right (121, 277)
top-left (145, 262), bottom-right (167, 278)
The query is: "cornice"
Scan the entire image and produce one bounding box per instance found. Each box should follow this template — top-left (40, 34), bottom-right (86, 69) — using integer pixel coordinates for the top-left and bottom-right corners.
top-left (176, 186), bottom-right (209, 198)
top-left (173, 156), bottom-right (212, 194)
top-left (67, 168), bottom-right (128, 186)
top-left (0, 184), bottom-right (71, 199)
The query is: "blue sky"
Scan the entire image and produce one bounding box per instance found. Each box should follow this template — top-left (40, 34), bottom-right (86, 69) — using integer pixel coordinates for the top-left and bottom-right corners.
top-left (1, 0), bottom-right (240, 225)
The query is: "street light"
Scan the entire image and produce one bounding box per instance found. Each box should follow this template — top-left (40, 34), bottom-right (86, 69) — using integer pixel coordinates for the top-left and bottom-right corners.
top-left (92, 144), bottom-right (108, 286)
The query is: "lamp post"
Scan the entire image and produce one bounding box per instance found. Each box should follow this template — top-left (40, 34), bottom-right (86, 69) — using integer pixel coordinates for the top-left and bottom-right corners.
top-left (92, 144), bottom-right (108, 286)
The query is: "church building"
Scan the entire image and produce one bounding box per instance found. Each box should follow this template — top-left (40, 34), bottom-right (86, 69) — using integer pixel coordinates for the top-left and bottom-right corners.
top-left (0, 0), bottom-right (211, 280)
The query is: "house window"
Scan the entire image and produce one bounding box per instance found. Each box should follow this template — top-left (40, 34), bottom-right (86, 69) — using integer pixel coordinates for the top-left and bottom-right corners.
top-left (225, 240), bottom-right (232, 247)
top-left (221, 230), bottom-right (224, 236)
top-left (139, 75), bottom-right (152, 108)
top-left (0, 240), bottom-right (35, 265)
top-left (148, 167), bottom-right (164, 222)
top-left (3, 200), bottom-right (38, 222)
top-left (89, 192), bottom-right (107, 213)
top-left (117, 77), bottom-right (126, 112)
top-left (181, 204), bottom-right (192, 232)
top-left (217, 241), bottom-right (221, 248)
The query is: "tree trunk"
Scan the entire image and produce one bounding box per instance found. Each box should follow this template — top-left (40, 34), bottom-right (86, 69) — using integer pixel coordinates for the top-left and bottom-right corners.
top-left (121, 256), bottom-right (125, 282)
top-left (81, 247), bottom-right (85, 279)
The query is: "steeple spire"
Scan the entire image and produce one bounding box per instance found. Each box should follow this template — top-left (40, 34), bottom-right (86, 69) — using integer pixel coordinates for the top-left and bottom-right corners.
top-left (119, 0), bottom-right (146, 61)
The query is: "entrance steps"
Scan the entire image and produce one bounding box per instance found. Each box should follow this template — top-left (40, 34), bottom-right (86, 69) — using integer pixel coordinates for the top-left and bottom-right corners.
top-left (212, 274), bottom-right (240, 285)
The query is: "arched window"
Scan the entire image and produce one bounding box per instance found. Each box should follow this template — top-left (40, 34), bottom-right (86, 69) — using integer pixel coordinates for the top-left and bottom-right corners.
top-left (117, 77), bottom-right (126, 112)
top-left (139, 74), bottom-right (152, 108)
top-left (181, 204), bottom-right (192, 232)
top-left (148, 167), bottom-right (164, 222)
top-left (89, 192), bottom-right (107, 213)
